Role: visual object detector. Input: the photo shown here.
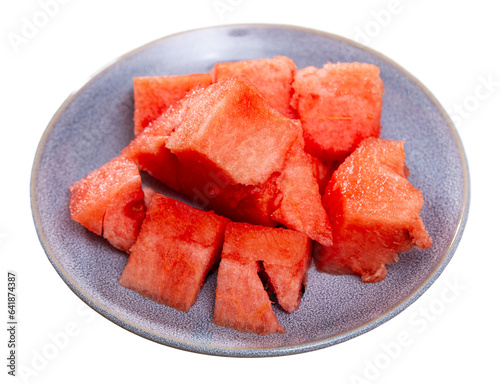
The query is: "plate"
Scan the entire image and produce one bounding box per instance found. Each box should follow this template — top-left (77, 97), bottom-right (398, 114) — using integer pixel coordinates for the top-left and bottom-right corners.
top-left (31, 24), bottom-right (469, 357)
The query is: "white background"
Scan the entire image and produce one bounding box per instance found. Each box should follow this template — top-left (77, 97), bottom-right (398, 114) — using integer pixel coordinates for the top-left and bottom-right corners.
top-left (1, 0), bottom-right (498, 383)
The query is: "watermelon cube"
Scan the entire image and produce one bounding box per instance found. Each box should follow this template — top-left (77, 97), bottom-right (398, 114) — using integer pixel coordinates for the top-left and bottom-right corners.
top-left (166, 76), bottom-right (301, 186)
top-left (291, 62), bottom-right (384, 163)
top-left (119, 193), bottom-right (229, 312)
top-left (214, 222), bottom-right (311, 335)
top-left (133, 73), bottom-right (211, 134)
top-left (212, 56), bottom-right (297, 118)
top-left (316, 137), bottom-right (432, 283)
top-left (69, 155), bottom-right (146, 252)
top-left (272, 140), bottom-right (333, 246)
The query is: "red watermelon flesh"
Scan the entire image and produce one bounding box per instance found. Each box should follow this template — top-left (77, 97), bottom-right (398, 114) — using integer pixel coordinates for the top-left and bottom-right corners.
top-left (122, 100), bottom-right (187, 191)
top-left (291, 62), bottom-right (384, 164)
top-left (119, 193), bottom-right (229, 312)
top-left (214, 222), bottom-right (311, 334)
top-left (102, 181), bottom-right (145, 252)
top-left (272, 140), bottom-right (333, 246)
top-left (125, 78), bottom-right (287, 226)
top-left (162, 76), bottom-right (332, 243)
top-left (69, 155), bottom-right (146, 251)
top-left (212, 56), bottom-right (297, 118)
top-left (133, 73), bottom-right (211, 135)
top-left (166, 76), bottom-right (301, 186)
top-left (176, 164), bottom-right (280, 227)
top-left (214, 258), bottom-right (285, 335)
top-left (316, 137), bottom-right (432, 283)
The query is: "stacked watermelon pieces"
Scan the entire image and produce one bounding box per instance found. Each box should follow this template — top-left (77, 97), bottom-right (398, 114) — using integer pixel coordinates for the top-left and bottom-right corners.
top-left (68, 56), bottom-right (432, 335)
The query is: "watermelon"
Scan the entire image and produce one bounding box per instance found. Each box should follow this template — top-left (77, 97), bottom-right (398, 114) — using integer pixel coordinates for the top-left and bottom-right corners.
top-left (215, 258), bottom-right (285, 335)
top-left (291, 62), bottom-right (384, 163)
top-left (309, 154), bottom-right (332, 194)
top-left (133, 73), bottom-right (211, 135)
top-left (315, 137), bottom-right (432, 283)
top-left (69, 155), bottom-right (146, 252)
top-left (119, 193), bottom-right (229, 312)
top-left (124, 77), bottom-right (287, 226)
top-left (122, 99), bottom-right (187, 191)
top-left (272, 140), bottom-right (333, 246)
top-left (163, 76), bottom-right (332, 244)
top-left (214, 222), bottom-right (311, 334)
top-left (212, 56), bottom-right (297, 118)
top-left (165, 76), bottom-right (300, 186)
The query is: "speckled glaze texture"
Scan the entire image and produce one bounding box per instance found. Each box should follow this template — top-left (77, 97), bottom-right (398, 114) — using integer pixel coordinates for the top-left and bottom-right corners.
top-left (31, 25), bottom-right (469, 357)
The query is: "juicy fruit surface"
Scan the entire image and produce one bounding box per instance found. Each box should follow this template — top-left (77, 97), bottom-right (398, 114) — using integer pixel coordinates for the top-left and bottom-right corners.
top-left (214, 222), bottom-right (311, 334)
top-left (212, 56), bottom-right (297, 118)
top-left (133, 73), bottom-right (211, 134)
top-left (166, 76), bottom-right (301, 186)
top-left (292, 62), bottom-right (384, 163)
top-left (119, 194), bottom-right (229, 312)
top-left (272, 140), bottom-right (333, 246)
top-left (69, 155), bottom-right (146, 251)
top-left (317, 137), bottom-right (432, 282)
top-left (214, 258), bottom-right (285, 335)
top-left (122, 100), bottom-right (186, 191)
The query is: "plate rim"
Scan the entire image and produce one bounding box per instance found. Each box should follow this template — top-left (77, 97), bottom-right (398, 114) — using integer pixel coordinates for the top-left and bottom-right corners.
top-left (30, 23), bottom-right (470, 357)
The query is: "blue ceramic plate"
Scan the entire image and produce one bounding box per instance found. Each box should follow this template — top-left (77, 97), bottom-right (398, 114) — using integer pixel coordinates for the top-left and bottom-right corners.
top-left (31, 25), bottom-right (469, 357)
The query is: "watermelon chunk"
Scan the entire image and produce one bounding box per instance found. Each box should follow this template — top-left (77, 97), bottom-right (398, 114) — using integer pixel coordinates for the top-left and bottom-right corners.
top-left (119, 193), bottom-right (229, 312)
top-left (316, 137), bottom-right (432, 282)
top-left (214, 222), bottom-right (311, 334)
top-left (214, 258), bottom-right (285, 335)
top-left (212, 56), bottom-right (297, 118)
top-left (133, 73), bottom-right (211, 134)
top-left (272, 140), bottom-right (333, 246)
top-left (166, 76), bottom-right (301, 186)
top-left (69, 155), bottom-right (146, 251)
top-left (291, 62), bottom-right (384, 163)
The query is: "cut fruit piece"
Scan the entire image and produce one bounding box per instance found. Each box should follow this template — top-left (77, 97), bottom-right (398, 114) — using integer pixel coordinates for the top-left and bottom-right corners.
top-left (291, 62), bottom-right (384, 163)
top-left (212, 56), bottom-right (297, 118)
top-left (316, 137), bottom-right (432, 283)
top-left (133, 73), bottom-right (211, 134)
top-left (214, 258), bottom-right (285, 335)
top-left (272, 140), bottom-right (333, 246)
top-left (69, 155), bottom-right (146, 251)
top-left (214, 222), bottom-right (311, 334)
top-left (102, 182), bottom-right (145, 252)
top-left (166, 76), bottom-right (301, 186)
top-left (119, 193), bottom-right (229, 312)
